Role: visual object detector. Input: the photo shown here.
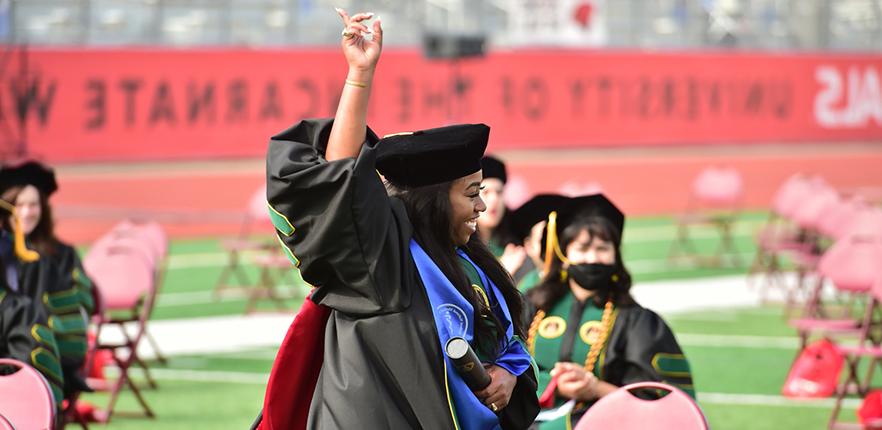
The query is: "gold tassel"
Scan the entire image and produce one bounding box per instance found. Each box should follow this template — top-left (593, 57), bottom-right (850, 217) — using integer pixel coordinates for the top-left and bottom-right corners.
top-left (542, 211), bottom-right (558, 276)
top-left (0, 200), bottom-right (40, 263)
top-left (542, 211), bottom-right (572, 277)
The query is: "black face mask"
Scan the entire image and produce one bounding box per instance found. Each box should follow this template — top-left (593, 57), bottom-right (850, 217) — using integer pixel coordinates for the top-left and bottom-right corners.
top-left (567, 263), bottom-right (618, 292)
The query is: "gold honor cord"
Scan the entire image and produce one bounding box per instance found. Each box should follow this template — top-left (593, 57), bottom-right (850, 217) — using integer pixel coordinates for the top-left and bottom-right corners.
top-left (0, 200), bottom-right (40, 262)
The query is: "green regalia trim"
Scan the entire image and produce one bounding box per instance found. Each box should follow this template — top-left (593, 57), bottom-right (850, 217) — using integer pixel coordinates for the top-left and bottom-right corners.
top-left (30, 346), bottom-right (64, 408)
top-left (267, 202), bottom-right (296, 236)
top-left (276, 235), bottom-right (301, 268)
top-left (652, 352), bottom-right (691, 378)
top-left (56, 335), bottom-right (88, 354)
top-left (30, 346), bottom-right (63, 384)
top-left (48, 314), bottom-right (87, 334)
top-left (31, 324), bottom-right (57, 351)
top-left (73, 267), bottom-right (93, 288)
top-left (46, 288), bottom-right (82, 313)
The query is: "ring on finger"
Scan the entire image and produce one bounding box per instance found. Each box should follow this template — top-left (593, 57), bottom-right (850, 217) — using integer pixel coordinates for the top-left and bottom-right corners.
top-left (342, 29), bottom-right (355, 38)
top-left (490, 402), bottom-right (499, 412)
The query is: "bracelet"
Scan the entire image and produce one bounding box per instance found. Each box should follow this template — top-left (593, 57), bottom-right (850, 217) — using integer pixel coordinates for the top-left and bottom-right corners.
top-left (345, 79), bottom-right (368, 88)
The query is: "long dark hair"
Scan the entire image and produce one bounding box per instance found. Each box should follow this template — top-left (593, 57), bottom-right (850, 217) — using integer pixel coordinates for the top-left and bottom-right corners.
top-left (1, 186), bottom-right (58, 256)
top-left (527, 214), bottom-right (633, 312)
top-left (388, 181), bottom-right (527, 351)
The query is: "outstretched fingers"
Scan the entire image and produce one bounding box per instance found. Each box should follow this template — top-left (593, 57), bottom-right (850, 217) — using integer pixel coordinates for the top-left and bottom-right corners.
top-left (349, 12), bottom-right (374, 24)
top-left (371, 18), bottom-right (383, 45)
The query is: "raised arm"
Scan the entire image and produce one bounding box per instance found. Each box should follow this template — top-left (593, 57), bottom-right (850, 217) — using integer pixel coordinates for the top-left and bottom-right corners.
top-left (326, 8), bottom-right (383, 161)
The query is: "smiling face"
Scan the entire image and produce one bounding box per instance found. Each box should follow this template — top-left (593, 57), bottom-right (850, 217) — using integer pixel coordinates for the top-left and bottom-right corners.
top-left (477, 177), bottom-right (505, 232)
top-left (448, 170), bottom-right (487, 246)
top-left (564, 228), bottom-right (616, 267)
top-left (11, 185), bottom-right (42, 235)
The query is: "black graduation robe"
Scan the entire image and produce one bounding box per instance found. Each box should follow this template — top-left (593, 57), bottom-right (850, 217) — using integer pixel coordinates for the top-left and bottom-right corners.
top-left (266, 119), bottom-right (538, 430)
top-left (15, 242), bottom-right (94, 397)
top-left (0, 286), bottom-right (65, 410)
top-left (45, 241), bottom-right (94, 395)
top-left (527, 294), bottom-right (694, 429)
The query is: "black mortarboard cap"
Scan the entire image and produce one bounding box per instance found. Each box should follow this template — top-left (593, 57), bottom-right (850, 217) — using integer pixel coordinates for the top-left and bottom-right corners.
top-left (481, 156), bottom-right (507, 184)
top-left (559, 194), bottom-right (625, 238)
top-left (0, 161), bottom-right (58, 197)
top-left (376, 124), bottom-right (489, 188)
top-left (509, 194), bottom-right (570, 241)
top-left (541, 193), bottom-right (626, 257)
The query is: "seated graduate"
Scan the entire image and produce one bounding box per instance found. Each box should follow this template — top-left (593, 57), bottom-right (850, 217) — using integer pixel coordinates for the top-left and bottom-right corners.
top-left (509, 194), bottom-right (570, 293)
top-left (523, 194), bottom-right (694, 429)
top-left (257, 8), bottom-right (538, 430)
top-left (0, 161), bottom-right (94, 401)
top-left (0, 197), bottom-right (65, 414)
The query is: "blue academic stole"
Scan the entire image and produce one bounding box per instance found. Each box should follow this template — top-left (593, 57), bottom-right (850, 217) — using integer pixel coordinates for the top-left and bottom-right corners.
top-left (410, 240), bottom-right (532, 430)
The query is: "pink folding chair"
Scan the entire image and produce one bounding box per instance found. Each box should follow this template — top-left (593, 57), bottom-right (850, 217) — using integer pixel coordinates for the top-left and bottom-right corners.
top-left (816, 196), bottom-right (871, 242)
top-left (83, 242), bottom-right (158, 421)
top-left (0, 358), bottom-right (56, 430)
top-left (109, 220), bottom-right (169, 263)
top-left (669, 166), bottom-right (744, 268)
top-left (574, 382), bottom-right (708, 430)
top-left (829, 274), bottom-right (882, 430)
top-left (780, 187), bottom-right (841, 313)
top-left (841, 209), bottom-right (882, 242)
top-left (215, 184), bottom-right (275, 296)
top-left (104, 220), bottom-right (170, 364)
top-left (790, 237), bottom-right (882, 388)
top-left (753, 177), bottom-right (836, 308)
top-left (245, 251), bottom-right (299, 314)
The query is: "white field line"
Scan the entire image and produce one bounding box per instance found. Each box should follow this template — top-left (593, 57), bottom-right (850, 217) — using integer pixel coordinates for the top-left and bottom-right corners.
top-left (165, 249), bottom-right (755, 272)
top-left (107, 367), bottom-right (269, 385)
top-left (161, 220), bottom-right (763, 271)
top-left (626, 252), bottom-right (755, 272)
top-left (624, 220), bottom-right (765, 243)
top-left (676, 334), bottom-right (797, 349)
top-left (156, 286), bottom-right (300, 307)
top-left (698, 392), bottom-right (860, 409)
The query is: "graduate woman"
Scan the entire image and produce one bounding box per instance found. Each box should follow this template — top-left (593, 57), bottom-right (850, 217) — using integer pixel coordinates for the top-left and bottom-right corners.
top-left (0, 190), bottom-right (65, 415)
top-left (0, 161), bottom-right (94, 401)
top-left (524, 194), bottom-right (694, 429)
top-left (256, 8), bottom-right (538, 430)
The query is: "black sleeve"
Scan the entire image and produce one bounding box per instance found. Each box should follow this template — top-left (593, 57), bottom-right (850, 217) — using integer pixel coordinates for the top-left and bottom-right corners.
top-left (56, 243), bottom-right (95, 315)
top-left (266, 118), bottom-right (411, 316)
top-left (0, 292), bottom-right (65, 409)
top-left (500, 365), bottom-right (539, 430)
top-left (618, 307), bottom-right (695, 398)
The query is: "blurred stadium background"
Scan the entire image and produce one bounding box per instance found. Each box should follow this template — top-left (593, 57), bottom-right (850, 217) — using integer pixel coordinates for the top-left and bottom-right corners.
top-left (1, 0), bottom-right (881, 429)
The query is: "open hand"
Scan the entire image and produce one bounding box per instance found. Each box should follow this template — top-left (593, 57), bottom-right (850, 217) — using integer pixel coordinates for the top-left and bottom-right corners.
top-left (500, 243), bottom-right (527, 276)
top-left (551, 362), bottom-right (599, 402)
top-left (336, 8), bottom-right (383, 72)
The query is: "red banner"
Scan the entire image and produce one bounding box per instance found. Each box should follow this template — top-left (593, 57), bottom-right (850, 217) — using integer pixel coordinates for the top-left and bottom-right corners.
top-left (2, 48), bottom-right (881, 163)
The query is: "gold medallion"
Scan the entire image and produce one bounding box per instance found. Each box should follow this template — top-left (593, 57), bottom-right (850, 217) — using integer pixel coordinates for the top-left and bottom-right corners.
top-left (538, 316), bottom-right (567, 339)
top-left (579, 321), bottom-right (603, 345)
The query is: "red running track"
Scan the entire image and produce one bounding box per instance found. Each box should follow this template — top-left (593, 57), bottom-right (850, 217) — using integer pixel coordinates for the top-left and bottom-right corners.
top-left (51, 143), bottom-right (882, 244)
